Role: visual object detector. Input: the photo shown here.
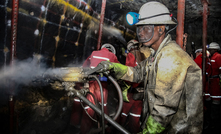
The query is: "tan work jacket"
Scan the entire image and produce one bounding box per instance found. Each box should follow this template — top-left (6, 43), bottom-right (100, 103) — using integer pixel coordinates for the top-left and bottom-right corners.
top-left (121, 35), bottom-right (203, 133)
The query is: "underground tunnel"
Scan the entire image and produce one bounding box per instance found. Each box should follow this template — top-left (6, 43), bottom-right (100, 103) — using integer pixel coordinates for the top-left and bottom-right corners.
top-left (0, 0), bottom-right (221, 134)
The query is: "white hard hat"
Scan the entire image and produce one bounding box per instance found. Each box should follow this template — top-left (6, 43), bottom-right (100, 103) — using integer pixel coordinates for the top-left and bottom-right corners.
top-left (195, 48), bottom-right (202, 53)
top-left (136, 1), bottom-right (176, 25)
top-left (101, 43), bottom-right (116, 54)
top-left (127, 39), bottom-right (139, 51)
top-left (207, 42), bottom-right (220, 50)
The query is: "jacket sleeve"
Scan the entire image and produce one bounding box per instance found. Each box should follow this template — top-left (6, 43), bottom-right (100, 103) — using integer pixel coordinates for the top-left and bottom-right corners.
top-left (125, 53), bottom-right (140, 88)
top-left (112, 55), bottom-right (120, 63)
top-left (217, 54), bottom-right (221, 74)
top-left (126, 53), bottom-right (137, 67)
top-left (194, 54), bottom-right (202, 69)
top-left (121, 58), bottom-right (149, 83)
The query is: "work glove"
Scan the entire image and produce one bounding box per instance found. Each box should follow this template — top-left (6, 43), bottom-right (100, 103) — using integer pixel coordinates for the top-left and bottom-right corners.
top-left (138, 116), bottom-right (165, 134)
top-left (96, 61), bottom-right (128, 80)
top-left (119, 81), bottom-right (131, 102)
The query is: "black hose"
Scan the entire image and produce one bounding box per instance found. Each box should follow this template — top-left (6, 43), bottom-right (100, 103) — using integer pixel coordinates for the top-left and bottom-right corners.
top-left (72, 89), bottom-right (130, 134)
top-left (87, 74), bottom-right (124, 134)
top-left (89, 125), bottom-right (108, 134)
top-left (87, 92), bottom-right (99, 107)
top-left (89, 75), bottom-right (105, 134)
top-left (105, 75), bottom-right (123, 121)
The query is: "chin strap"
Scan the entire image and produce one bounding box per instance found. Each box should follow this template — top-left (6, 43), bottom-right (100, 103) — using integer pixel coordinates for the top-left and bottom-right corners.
top-left (166, 17), bottom-right (178, 36)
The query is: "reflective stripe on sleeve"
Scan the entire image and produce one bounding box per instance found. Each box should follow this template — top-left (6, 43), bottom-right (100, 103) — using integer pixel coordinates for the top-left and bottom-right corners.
top-left (84, 106), bottom-right (90, 109)
top-left (204, 93), bottom-right (210, 96)
top-left (92, 56), bottom-right (110, 61)
top-left (74, 99), bottom-right (81, 102)
top-left (122, 113), bottom-right (128, 117)
top-left (210, 96), bottom-right (221, 98)
top-left (129, 113), bottom-right (141, 117)
top-left (204, 93), bottom-right (221, 98)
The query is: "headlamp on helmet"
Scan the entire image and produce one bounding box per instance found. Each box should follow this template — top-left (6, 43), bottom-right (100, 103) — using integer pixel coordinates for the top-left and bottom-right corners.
top-left (126, 12), bottom-right (140, 25)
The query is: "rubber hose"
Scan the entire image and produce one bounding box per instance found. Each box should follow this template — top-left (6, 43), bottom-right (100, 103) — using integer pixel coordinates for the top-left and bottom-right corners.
top-left (106, 75), bottom-right (123, 121)
top-left (89, 75), bottom-right (105, 134)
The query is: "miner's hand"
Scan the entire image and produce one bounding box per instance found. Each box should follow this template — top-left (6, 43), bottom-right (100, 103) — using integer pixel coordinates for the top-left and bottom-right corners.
top-left (96, 61), bottom-right (128, 80)
top-left (96, 61), bottom-right (114, 73)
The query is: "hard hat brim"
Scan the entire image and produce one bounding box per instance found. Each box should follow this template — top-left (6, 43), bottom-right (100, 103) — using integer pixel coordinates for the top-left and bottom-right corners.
top-left (136, 19), bottom-right (177, 25)
top-left (207, 47), bottom-right (220, 50)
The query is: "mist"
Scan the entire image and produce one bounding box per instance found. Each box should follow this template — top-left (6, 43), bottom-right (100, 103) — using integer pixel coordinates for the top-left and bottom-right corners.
top-left (0, 55), bottom-right (68, 91)
top-left (103, 25), bottom-right (127, 45)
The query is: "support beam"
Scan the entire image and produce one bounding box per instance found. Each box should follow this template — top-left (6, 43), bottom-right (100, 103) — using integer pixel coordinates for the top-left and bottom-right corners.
top-left (97, 0), bottom-right (106, 50)
top-left (201, 0), bottom-right (209, 101)
top-left (10, 0), bottom-right (19, 64)
top-left (176, 0), bottom-right (185, 49)
top-left (10, 0), bottom-right (19, 133)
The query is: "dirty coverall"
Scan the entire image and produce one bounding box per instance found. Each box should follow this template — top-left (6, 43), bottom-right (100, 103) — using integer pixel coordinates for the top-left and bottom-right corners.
top-left (120, 35), bottom-right (203, 133)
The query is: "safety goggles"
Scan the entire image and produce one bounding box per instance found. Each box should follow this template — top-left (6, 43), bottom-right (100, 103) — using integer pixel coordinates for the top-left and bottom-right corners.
top-left (136, 25), bottom-right (154, 43)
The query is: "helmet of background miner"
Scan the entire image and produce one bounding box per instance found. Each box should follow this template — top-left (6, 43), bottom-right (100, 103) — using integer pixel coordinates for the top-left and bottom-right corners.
top-left (127, 39), bottom-right (139, 52)
top-left (136, 1), bottom-right (176, 49)
top-left (207, 42), bottom-right (220, 56)
top-left (101, 43), bottom-right (116, 55)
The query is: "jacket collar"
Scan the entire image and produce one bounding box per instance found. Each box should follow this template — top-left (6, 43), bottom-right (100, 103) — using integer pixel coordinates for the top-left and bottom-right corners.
top-left (152, 34), bottom-right (172, 58)
top-left (213, 52), bottom-right (220, 56)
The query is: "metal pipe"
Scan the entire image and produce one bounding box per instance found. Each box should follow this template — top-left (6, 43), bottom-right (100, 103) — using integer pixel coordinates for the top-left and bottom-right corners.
top-left (97, 0), bottom-right (106, 50)
top-left (176, 0), bottom-right (185, 49)
top-left (202, 0), bottom-right (208, 104)
top-left (72, 89), bottom-right (130, 134)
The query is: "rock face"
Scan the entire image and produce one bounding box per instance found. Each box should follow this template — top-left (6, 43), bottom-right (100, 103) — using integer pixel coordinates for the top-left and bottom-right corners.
top-left (0, 84), bottom-right (74, 134)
